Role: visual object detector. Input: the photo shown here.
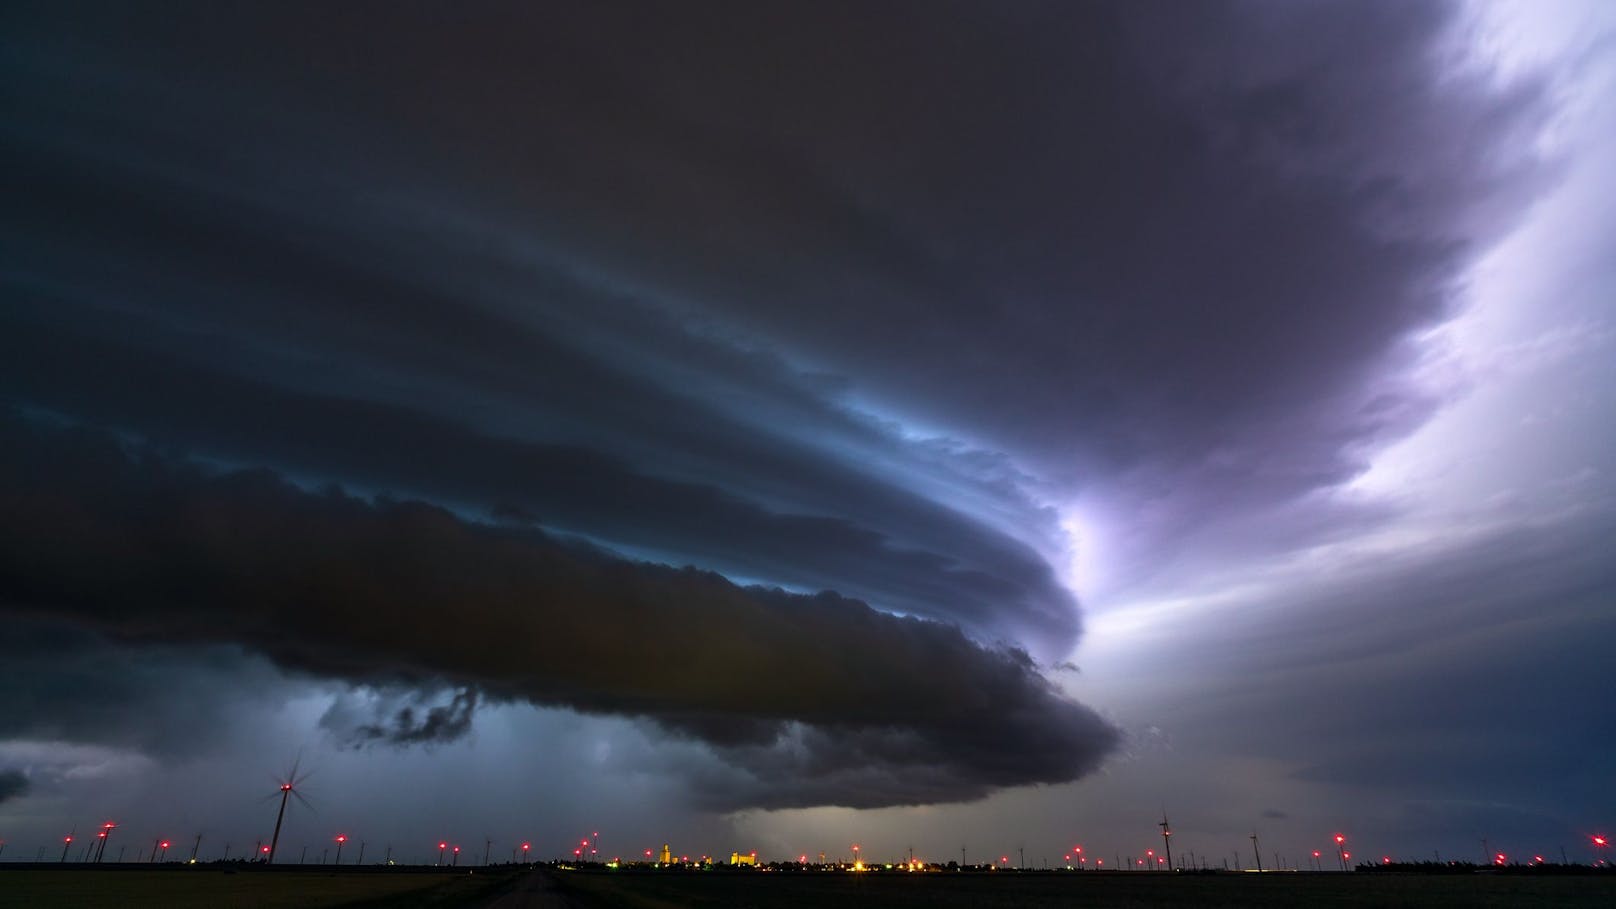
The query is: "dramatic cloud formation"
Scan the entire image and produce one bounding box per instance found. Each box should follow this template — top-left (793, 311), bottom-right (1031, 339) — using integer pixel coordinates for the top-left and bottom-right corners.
top-left (1, 0), bottom-right (1610, 864)
top-left (0, 415), bottom-right (1115, 808)
top-left (326, 688), bottom-right (482, 749)
top-left (0, 311), bottom-right (1079, 660)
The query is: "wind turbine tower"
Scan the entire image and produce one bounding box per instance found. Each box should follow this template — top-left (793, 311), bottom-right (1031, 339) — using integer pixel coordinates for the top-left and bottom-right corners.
top-left (267, 756), bottom-right (312, 864)
top-left (1159, 812), bottom-right (1174, 871)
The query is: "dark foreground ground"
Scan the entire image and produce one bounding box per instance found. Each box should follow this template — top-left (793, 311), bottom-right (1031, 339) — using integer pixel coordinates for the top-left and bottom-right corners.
top-left (552, 868), bottom-right (1616, 909)
top-left (5, 866), bottom-right (1616, 908)
top-left (0, 865), bottom-right (515, 909)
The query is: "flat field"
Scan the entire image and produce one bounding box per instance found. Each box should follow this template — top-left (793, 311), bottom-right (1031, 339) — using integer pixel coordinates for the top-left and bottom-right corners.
top-left (0, 866), bottom-right (514, 909)
top-left (554, 869), bottom-right (1616, 909)
top-left (6, 867), bottom-right (1615, 908)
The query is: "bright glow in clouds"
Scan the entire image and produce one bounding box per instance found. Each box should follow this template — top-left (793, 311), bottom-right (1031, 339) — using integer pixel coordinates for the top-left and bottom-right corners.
top-left (1089, 0), bottom-right (1616, 664)
top-left (1355, 0), bottom-right (1616, 514)
top-left (1057, 512), bottom-right (1095, 598)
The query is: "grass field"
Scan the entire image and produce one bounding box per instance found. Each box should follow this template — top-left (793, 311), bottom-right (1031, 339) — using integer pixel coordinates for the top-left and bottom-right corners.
top-left (0, 867), bottom-right (516, 909)
top-left (553, 868), bottom-right (1616, 909)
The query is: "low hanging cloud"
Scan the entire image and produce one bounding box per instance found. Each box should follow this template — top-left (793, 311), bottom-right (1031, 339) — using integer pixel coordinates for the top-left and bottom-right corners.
top-left (0, 769), bottom-right (29, 804)
top-left (322, 687), bottom-right (481, 748)
top-left (0, 414), bottom-right (1117, 808)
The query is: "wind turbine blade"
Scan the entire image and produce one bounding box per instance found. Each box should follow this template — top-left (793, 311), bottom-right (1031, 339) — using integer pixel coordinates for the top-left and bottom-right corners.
top-left (291, 789), bottom-right (316, 813)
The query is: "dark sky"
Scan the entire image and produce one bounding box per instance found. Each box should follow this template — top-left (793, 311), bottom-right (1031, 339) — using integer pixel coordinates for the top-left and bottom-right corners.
top-left (3, 0), bottom-right (1613, 867)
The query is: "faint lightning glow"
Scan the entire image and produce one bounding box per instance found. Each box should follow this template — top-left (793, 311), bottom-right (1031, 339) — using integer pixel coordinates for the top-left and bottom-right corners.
top-left (1058, 512), bottom-right (1096, 598)
top-left (1350, 0), bottom-right (1616, 515)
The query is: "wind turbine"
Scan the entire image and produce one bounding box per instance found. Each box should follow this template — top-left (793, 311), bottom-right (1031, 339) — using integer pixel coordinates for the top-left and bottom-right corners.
top-left (1158, 811), bottom-right (1173, 871)
top-left (94, 822), bottom-right (116, 862)
top-left (265, 755), bottom-right (314, 864)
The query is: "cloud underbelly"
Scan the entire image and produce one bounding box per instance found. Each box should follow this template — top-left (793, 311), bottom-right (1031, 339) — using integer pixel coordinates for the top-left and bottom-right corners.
top-left (0, 415), bottom-right (1117, 809)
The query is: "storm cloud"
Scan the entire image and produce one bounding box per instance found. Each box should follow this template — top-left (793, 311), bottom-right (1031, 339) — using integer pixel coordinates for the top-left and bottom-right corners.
top-left (0, 770), bottom-right (28, 805)
top-left (0, 415), bottom-right (1116, 808)
top-left (1, 0), bottom-right (1606, 860)
top-left (330, 688), bottom-right (482, 749)
top-left (1, 0), bottom-right (1547, 606)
